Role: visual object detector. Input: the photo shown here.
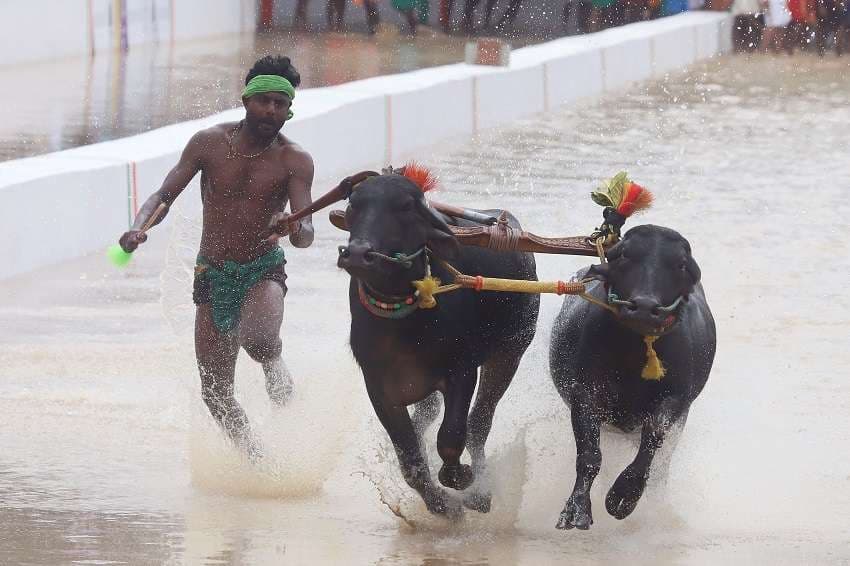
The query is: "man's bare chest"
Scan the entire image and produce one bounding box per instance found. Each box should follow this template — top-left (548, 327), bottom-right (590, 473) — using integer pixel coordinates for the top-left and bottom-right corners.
top-left (202, 151), bottom-right (289, 202)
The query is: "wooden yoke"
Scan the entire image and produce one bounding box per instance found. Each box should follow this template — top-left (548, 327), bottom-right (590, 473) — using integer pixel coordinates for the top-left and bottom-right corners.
top-left (329, 208), bottom-right (602, 257)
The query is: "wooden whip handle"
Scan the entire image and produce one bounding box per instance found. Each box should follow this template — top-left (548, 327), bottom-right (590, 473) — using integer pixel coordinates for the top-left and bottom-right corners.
top-left (287, 170), bottom-right (379, 224)
top-left (139, 202), bottom-right (169, 234)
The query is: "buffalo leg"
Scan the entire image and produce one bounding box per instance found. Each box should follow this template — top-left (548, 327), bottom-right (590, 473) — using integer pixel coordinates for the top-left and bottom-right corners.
top-left (411, 392), bottom-right (442, 458)
top-left (557, 387), bottom-right (602, 530)
top-left (368, 387), bottom-right (461, 518)
top-left (606, 396), bottom-right (688, 520)
top-left (436, 367), bottom-right (477, 491)
top-left (463, 349), bottom-right (521, 512)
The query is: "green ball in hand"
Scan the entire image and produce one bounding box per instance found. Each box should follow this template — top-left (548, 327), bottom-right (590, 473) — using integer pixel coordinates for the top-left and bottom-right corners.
top-left (107, 244), bottom-right (133, 267)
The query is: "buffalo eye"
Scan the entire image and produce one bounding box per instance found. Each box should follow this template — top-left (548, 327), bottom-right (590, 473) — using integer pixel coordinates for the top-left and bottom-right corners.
top-left (399, 200), bottom-right (414, 213)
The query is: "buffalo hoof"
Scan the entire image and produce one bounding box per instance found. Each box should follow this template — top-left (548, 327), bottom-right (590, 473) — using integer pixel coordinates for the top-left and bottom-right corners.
top-left (438, 463), bottom-right (474, 491)
top-left (462, 489), bottom-right (492, 513)
top-left (605, 465), bottom-right (647, 520)
top-left (556, 493), bottom-right (593, 530)
top-left (424, 488), bottom-right (464, 520)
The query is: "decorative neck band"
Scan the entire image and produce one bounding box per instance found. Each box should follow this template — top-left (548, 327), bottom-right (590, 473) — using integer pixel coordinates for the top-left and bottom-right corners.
top-left (357, 281), bottom-right (421, 319)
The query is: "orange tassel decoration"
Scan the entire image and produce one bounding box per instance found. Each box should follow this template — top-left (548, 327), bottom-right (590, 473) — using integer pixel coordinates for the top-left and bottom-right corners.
top-left (400, 161), bottom-right (439, 193)
top-left (591, 172), bottom-right (653, 218)
top-left (617, 181), bottom-right (653, 217)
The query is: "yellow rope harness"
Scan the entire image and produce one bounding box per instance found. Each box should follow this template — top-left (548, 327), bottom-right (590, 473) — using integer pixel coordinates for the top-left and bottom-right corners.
top-left (412, 237), bottom-right (665, 380)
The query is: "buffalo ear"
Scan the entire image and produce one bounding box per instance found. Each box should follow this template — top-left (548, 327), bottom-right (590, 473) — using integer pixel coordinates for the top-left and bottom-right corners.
top-left (416, 198), bottom-right (460, 260)
top-left (585, 262), bottom-right (610, 282)
top-left (427, 227), bottom-right (460, 260)
top-left (684, 254), bottom-right (701, 290)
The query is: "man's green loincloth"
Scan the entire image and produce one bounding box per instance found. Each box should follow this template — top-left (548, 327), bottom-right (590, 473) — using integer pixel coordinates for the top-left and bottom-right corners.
top-left (196, 247), bottom-right (285, 332)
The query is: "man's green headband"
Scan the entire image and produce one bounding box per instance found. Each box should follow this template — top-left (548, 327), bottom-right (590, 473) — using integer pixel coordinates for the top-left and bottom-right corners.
top-left (242, 75), bottom-right (296, 119)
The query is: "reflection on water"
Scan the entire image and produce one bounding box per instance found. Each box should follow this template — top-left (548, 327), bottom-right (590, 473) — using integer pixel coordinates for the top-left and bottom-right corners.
top-left (0, 30), bottom-right (478, 163)
top-left (0, 505), bottom-right (181, 566)
top-left (1, 54), bottom-right (849, 564)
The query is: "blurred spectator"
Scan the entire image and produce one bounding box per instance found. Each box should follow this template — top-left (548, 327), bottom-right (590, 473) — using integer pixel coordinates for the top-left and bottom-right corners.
top-left (564, 0), bottom-right (594, 33)
top-left (392, 0), bottom-right (430, 33)
top-left (623, 0), bottom-right (650, 23)
top-left (816, 0), bottom-right (848, 54)
top-left (761, 0), bottom-right (791, 51)
top-left (588, 0), bottom-right (619, 31)
top-left (293, 0), bottom-right (309, 29)
top-left (661, 0), bottom-right (690, 16)
top-left (295, 0), bottom-right (380, 33)
top-left (841, 0), bottom-right (850, 53)
top-left (786, 0), bottom-right (814, 52)
top-left (732, 0), bottom-right (765, 51)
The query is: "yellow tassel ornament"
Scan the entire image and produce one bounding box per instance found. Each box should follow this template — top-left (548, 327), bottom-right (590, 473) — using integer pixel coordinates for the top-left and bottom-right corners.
top-left (641, 335), bottom-right (666, 380)
top-left (412, 276), bottom-right (442, 309)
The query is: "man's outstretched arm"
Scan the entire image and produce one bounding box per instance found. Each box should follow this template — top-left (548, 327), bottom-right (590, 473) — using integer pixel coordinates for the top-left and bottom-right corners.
top-left (118, 131), bottom-right (207, 252)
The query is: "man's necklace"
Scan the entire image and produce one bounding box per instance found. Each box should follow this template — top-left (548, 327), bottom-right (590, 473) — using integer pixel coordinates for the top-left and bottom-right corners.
top-left (226, 120), bottom-right (279, 159)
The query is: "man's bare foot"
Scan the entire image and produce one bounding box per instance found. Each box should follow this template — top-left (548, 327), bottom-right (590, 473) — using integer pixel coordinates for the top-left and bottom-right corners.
top-left (234, 429), bottom-right (264, 464)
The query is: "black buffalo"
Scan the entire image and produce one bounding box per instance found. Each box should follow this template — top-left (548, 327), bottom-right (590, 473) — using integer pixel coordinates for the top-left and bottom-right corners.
top-left (549, 224), bottom-right (716, 529)
top-left (338, 173), bottom-right (539, 517)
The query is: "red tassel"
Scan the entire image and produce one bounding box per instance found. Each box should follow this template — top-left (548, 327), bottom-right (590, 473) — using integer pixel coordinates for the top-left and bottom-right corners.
top-left (401, 161), bottom-right (438, 193)
top-left (617, 182), bottom-right (653, 217)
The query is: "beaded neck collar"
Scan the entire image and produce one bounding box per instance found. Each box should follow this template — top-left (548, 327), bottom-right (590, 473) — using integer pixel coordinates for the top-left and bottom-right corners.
top-left (356, 281), bottom-right (420, 319)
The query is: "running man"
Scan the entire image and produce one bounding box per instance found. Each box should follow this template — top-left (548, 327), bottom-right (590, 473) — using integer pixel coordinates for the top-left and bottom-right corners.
top-left (117, 55), bottom-right (314, 460)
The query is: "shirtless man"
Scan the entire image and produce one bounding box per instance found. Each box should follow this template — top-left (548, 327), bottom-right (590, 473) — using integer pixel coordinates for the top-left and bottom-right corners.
top-left (117, 55), bottom-right (314, 460)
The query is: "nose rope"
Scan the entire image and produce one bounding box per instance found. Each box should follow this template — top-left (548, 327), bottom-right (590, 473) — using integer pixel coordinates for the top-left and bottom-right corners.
top-left (366, 247), bottom-right (426, 269)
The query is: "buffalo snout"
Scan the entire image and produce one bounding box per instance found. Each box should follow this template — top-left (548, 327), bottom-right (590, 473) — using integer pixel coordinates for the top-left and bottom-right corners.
top-left (617, 294), bottom-right (676, 334)
top-left (338, 240), bottom-right (374, 270)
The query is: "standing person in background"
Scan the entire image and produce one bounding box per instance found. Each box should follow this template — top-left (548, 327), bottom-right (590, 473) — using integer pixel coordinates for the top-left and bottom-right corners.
top-left (840, 0), bottom-right (850, 53)
top-left (786, 0), bottom-right (813, 52)
top-left (761, 0), bottom-right (791, 51)
top-left (327, 0), bottom-right (346, 31)
top-left (815, 0), bottom-right (844, 54)
top-left (732, 0), bottom-right (765, 51)
top-left (567, 0), bottom-right (596, 31)
top-left (623, 0), bottom-right (650, 23)
top-left (588, 0), bottom-right (618, 31)
top-left (392, 0), bottom-right (430, 33)
top-left (116, 56), bottom-right (314, 462)
top-left (326, 0), bottom-right (381, 33)
top-left (661, 0), bottom-right (689, 17)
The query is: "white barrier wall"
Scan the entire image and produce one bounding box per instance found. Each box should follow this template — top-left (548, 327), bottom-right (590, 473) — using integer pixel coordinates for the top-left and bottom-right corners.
top-left (0, 0), bottom-right (255, 67)
top-left (0, 12), bottom-right (732, 280)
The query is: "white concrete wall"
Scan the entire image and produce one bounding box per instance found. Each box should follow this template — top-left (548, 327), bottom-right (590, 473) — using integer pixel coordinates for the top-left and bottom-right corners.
top-left (0, 12), bottom-right (732, 280)
top-left (0, 0), bottom-right (256, 67)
